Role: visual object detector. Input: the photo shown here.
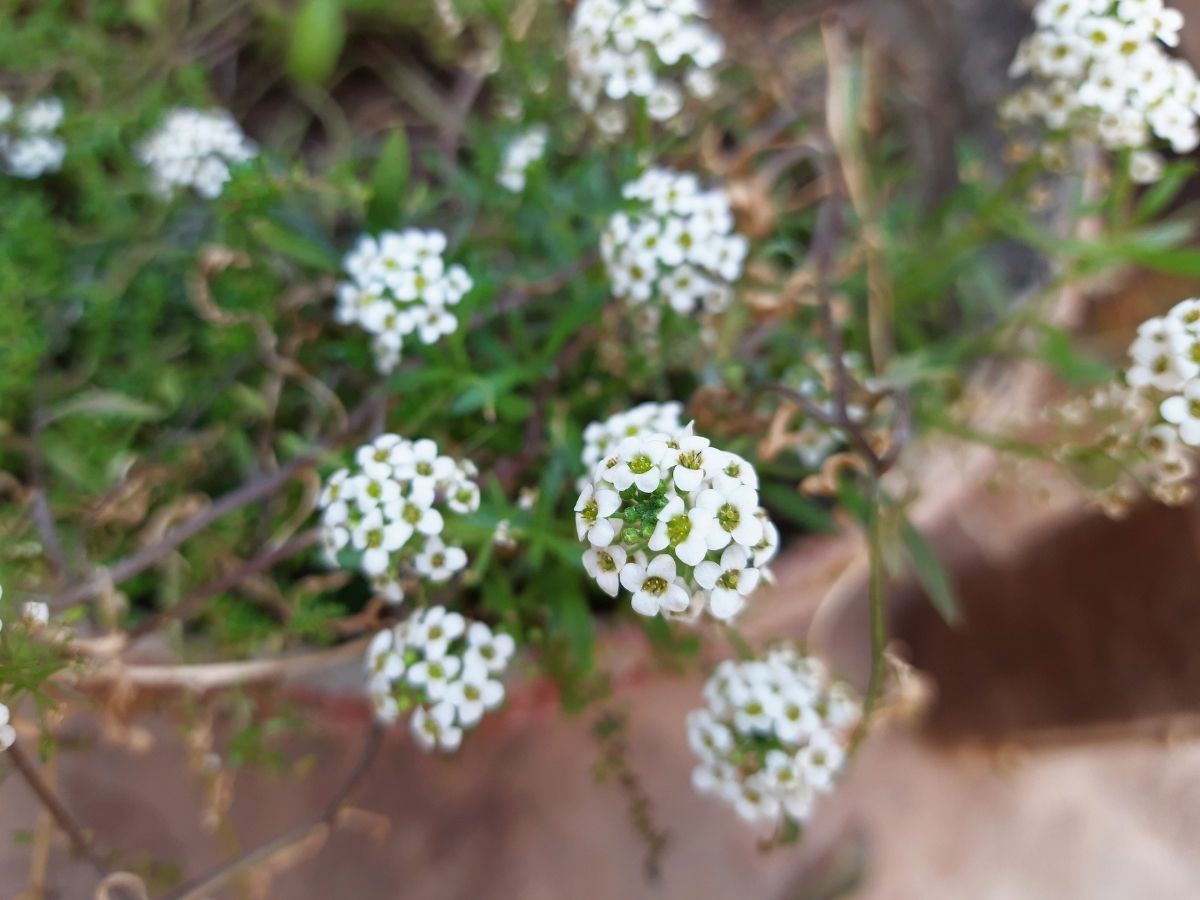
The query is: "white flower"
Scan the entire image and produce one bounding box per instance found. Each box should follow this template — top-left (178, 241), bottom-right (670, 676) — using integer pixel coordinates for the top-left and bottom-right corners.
top-left (583, 545), bottom-right (628, 597)
top-left (568, 0), bottom-right (724, 132)
top-left (413, 606), bottom-right (467, 660)
top-left (0, 93), bottom-right (67, 179)
top-left (696, 484), bottom-right (764, 549)
top-left (447, 478), bottom-right (481, 515)
top-left (411, 702), bottom-right (463, 752)
top-left (710, 451), bottom-right (759, 494)
top-left (22, 601), bottom-right (49, 627)
top-left (773, 690), bottom-right (823, 745)
top-left (318, 436), bottom-right (476, 591)
top-left (464, 621), bottom-right (516, 674)
top-left (20, 98), bottom-right (63, 133)
top-left (603, 436), bottom-right (669, 492)
top-left (647, 81), bottom-right (684, 121)
top-left (335, 228), bottom-right (470, 373)
top-left (414, 537), bottom-right (468, 583)
top-left (351, 510), bottom-right (409, 575)
top-left (1005, 0), bottom-right (1200, 183)
top-left (581, 401), bottom-right (684, 469)
top-left (796, 732), bottom-right (847, 792)
top-left (575, 484), bottom-right (623, 545)
top-left (365, 629), bottom-right (405, 683)
top-left (732, 777), bottom-right (782, 824)
top-left (603, 167), bottom-right (747, 320)
top-left (391, 491), bottom-right (445, 541)
top-left (497, 126), bottom-right (549, 193)
top-left (619, 553), bottom-right (691, 616)
top-left (687, 648), bottom-right (861, 829)
top-left (752, 511), bottom-right (780, 569)
top-left (407, 653), bottom-right (463, 700)
top-left (138, 107), bottom-right (256, 198)
top-left (1129, 149), bottom-right (1164, 183)
top-left (693, 545), bottom-right (760, 620)
top-left (647, 496), bottom-right (715, 566)
top-left (667, 434), bottom-right (720, 491)
top-left (366, 604), bottom-right (515, 752)
top-left (0, 704), bottom-right (15, 752)
top-left (576, 419), bottom-right (778, 624)
top-left (1160, 381), bottom-right (1200, 445)
top-left (444, 660), bottom-right (505, 727)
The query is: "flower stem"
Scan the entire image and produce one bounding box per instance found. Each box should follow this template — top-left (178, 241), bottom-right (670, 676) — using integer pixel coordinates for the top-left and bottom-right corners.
top-left (861, 481), bottom-right (888, 723)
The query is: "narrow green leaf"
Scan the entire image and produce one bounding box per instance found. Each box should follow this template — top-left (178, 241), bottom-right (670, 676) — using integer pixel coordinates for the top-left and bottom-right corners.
top-left (898, 517), bottom-right (962, 626)
top-left (549, 587), bottom-right (594, 675)
top-left (759, 483), bottom-right (834, 533)
top-left (367, 130), bottom-right (410, 231)
top-left (248, 218), bottom-right (339, 270)
top-left (45, 388), bottom-right (160, 424)
top-left (1134, 163), bottom-right (1196, 224)
top-left (287, 0), bottom-right (346, 86)
top-left (1125, 246), bottom-right (1200, 277)
top-left (1036, 325), bottom-right (1115, 386)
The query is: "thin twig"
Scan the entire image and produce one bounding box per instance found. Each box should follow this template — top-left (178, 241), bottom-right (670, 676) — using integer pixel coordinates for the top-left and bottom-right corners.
top-left (159, 722), bottom-right (384, 900)
top-left (7, 740), bottom-right (109, 875)
top-left (75, 635), bottom-right (372, 691)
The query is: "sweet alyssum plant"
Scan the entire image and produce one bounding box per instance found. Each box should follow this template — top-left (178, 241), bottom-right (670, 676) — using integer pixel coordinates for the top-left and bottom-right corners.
top-left (2, 0), bottom-right (1200, 892)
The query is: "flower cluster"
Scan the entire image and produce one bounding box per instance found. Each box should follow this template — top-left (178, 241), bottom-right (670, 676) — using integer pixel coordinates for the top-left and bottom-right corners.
top-left (1051, 294), bottom-right (1200, 513)
top-left (365, 606), bottom-right (515, 752)
top-left (575, 421), bottom-right (778, 622)
top-left (137, 107), bottom-right (257, 198)
top-left (0, 95), bottom-right (65, 179)
top-left (688, 647), bottom-right (861, 828)
top-left (335, 229), bottom-right (473, 374)
top-left (601, 168), bottom-right (747, 320)
top-left (318, 434), bottom-right (480, 603)
top-left (581, 400), bottom-right (685, 471)
top-left (1003, 0), bottom-right (1200, 182)
top-left (1040, 298), bottom-right (1200, 517)
top-left (497, 126), bottom-right (549, 193)
top-left (567, 0), bottom-right (722, 135)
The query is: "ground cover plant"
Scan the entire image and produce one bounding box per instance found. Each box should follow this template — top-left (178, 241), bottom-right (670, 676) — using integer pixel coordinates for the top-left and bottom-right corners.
top-left (3, 0), bottom-right (1200, 895)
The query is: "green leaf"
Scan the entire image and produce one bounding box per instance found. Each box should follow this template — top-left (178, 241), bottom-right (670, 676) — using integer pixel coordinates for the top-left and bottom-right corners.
top-left (1124, 246), bottom-right (1200, 277)
top-left (367, 130), bottom-right (410, 231)
top-left (759, 483), bottom-right (834, 533)
top-left (1134, 163), bottom-right (1196, 224)
top-left (898, 516), bottom-right (962, 626)
top-left (287, 0), bottom-right (346, 86)
top-left (548, 584), bottom-right (595, 675)
top-left (45, 388), bottom-right (160, 424)
top-left (125, 0), bottom-right (167, 29)
top-left (248, 218), bottom-right (339, 271)
top-left (1036, 325), bottom-right (1115, 386)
